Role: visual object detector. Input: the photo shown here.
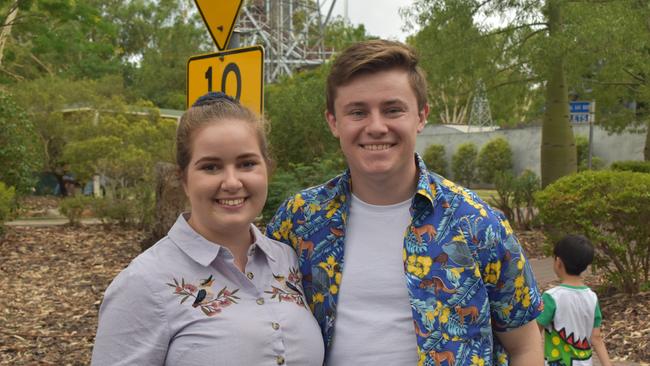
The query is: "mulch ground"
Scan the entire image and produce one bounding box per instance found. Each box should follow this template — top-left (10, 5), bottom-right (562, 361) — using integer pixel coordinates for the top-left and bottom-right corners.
top-left (0, 225), bottom-right (648, 364)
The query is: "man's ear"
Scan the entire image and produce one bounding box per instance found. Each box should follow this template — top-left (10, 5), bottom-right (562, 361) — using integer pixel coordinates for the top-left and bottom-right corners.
top-left (417, 103), bottom-right (430, 133)
top-left (325, 110), bottom-right (340, 138)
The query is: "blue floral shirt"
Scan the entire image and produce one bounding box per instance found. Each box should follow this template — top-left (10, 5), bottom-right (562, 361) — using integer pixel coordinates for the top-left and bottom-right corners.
top-left (266, 154), bottom-right (543, 366)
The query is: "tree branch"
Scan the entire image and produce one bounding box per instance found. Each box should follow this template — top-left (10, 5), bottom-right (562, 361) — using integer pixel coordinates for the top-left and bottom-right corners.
top-left (0, 66), bottom-right (24, 81)
top-left (29, 52), bottom-right (53, 76)
top-left (480, 22), bottom-right (548, 39)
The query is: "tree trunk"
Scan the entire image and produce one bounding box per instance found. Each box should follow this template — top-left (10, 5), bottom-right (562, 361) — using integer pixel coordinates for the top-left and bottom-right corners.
top-left (141, 162), bottom-right (187, 251)
top-left (541, 0), bottom-right (576, 187)
top-left (0, 3), bottom-right (18, 66)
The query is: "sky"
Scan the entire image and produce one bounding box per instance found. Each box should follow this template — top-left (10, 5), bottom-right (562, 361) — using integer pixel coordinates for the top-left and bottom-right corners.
top-left (330, 0), bottom-right (416, 42)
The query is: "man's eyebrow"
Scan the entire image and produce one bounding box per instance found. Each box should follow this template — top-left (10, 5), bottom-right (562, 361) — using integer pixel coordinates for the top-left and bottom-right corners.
top-left (341, 101), bottom-right (367, 109)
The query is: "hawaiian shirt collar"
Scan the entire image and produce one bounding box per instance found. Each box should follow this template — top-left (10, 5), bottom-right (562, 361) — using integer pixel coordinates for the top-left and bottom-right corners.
top-left (169, 214), bottom-right (276, 267)
top-left (334, 153), bottom-right (443, 211)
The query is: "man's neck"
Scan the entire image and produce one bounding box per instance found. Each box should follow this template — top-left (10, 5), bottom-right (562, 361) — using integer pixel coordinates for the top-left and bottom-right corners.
top-left (348, 165), bottom-right (419, 205)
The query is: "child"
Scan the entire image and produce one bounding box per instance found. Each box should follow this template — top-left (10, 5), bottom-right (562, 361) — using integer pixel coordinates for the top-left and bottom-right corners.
top-left (537, 234), bottom-right (612, 366)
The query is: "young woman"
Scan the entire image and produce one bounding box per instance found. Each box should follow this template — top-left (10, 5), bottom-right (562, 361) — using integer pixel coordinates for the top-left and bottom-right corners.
top-left (91, 92), bottom-right (324, 365)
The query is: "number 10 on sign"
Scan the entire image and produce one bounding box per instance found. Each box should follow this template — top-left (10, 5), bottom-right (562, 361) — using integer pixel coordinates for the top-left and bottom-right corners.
top-left (187, 46), bottom-right (264, 115)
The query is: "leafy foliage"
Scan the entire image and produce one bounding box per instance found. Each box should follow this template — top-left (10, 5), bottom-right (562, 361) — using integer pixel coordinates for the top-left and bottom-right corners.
top-left (575, 135), bottom-right (605, 171)
top-left (0, 91), bottom-right (42, 194)
top-left (59, 195), bottom-right (92, 226)
top-left (477, 137), bottom-right (513, 184)
top-left (451, 142), bottom-right (477, 188)
top-left (535, 171), bottom-right (650, 293)
top-left (422, 144), bottom-right (447, 177)
top-left (265, 65), bottom-right (340, 169)
top-left (0, 181), bottom-right (16, 235)
top-left (263, 156), bottom-right (345, 223)
top-left (490, 170), bottom-right (540, 229)
top-left (610, 160), bottom-right (650, 174)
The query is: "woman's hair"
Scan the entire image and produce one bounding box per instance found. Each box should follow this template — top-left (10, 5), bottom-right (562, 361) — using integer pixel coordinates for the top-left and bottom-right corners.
top-left (176, 92), bottom-right (271, 176)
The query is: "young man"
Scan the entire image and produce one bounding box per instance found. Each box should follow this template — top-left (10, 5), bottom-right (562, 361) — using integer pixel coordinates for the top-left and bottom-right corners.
top-left (536, 235), bottom-right (611, 366)
top-left (267, 39), bottom-right (543, 365)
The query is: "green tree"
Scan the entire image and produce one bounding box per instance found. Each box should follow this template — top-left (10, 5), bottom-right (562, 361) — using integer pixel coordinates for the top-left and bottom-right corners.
top-left (0, 91), bottom-right (42, 193)
top-left (403, 0), bottom-right (647, 186)
top-left (452, 142), bottom-right (478, 187)
top-left (265, 65), bottom-right (341, 169)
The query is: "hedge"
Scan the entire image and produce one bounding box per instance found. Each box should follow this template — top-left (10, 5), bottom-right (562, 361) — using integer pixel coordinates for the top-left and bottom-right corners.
top-left (535, 170), bottom-right (650, 293)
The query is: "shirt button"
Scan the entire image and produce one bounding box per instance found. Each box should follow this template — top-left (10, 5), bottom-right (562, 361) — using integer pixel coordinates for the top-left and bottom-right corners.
top-left (276, 356), bottom-right (285, 365)
top-left (247, 272), bottom-right (254, 280)
top-left (271, 322), bottom-right (280, 330)
top-left (256, 298), bottom-right (265, 305)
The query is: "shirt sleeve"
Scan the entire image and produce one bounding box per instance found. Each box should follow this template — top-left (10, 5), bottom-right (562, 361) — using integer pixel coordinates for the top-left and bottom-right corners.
top-left (266, 196), bottom-right (293, 246)
top-left (536, 292), bottom-right (556, 327)
top-left (486, 215), bottom-right (543, 331)
top-left (594, 300), bottom-right (602, 328)
top-left (91, 265), bottom-right (170, 365)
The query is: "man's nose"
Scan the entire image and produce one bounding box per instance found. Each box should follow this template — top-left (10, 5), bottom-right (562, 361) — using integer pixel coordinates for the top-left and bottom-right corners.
top-left (365, 111), bottom-right (389, 136)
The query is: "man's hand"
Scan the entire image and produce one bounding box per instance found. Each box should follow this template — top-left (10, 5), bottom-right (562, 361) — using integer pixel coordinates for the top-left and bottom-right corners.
top-left (495, 320), bottom-right (544, 366)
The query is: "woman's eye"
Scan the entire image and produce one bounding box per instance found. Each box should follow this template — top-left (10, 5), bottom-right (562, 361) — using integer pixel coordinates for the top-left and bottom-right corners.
top-left (241, 160), bottom-right (258, 169)
top-left (201, 164), bottom-right (220, 172)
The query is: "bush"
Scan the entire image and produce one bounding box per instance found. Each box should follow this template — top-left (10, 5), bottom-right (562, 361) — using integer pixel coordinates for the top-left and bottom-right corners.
top-left (0, 92), bottom-right (43, 194)
top-left (422, 144), bottom-right (447, 176)
top-left (92, 184), bottom-right (154, 227)
top-left (452, 143), bottom-right (478, 188)
top-left (59, 195), bottom-right (93, 226)
top-left (477, 137), bottom-right (513, 184)
top-left (490, 169), bottom-right (541, 229)
top-left (535, 170), bottom-right (650, 293)
top-left (0, 182), bottom-right (16, 236)
top-left (610, 160), bottom-right (650, 173)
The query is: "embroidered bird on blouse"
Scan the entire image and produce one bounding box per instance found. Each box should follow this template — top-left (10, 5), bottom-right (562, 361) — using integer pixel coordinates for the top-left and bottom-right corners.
top-left (192, 275), bottom-right (215, 307)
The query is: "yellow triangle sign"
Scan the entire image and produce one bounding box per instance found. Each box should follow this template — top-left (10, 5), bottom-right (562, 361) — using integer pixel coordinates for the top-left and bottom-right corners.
top-left (194, 0), bottom-right (243, 50)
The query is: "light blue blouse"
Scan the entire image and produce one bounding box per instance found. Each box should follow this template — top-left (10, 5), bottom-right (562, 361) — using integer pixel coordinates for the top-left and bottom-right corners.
top-left (92, 214), bottom-right (324, 366)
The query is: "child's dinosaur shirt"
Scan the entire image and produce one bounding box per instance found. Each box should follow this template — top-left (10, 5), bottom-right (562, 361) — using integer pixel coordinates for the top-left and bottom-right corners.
top-left (537, 284), bottom-right (602, 366)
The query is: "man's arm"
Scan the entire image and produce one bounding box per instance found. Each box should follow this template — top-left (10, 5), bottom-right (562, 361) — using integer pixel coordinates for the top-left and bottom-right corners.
top-left (591, 327), bottom-right (612, 366)
top-left (495, 320), bottom-right (544, 366)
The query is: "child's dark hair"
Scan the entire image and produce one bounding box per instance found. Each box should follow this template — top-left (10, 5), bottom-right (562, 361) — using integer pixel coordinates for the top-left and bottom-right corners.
top-left (553, 234), bottom-right (594, 275)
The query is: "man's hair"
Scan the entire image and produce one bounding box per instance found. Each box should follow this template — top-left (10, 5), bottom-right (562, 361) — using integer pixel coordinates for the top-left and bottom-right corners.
top-left (553, 234), bottom-right (594, 276)
top-left (326, 39), bottom-right (428, 114)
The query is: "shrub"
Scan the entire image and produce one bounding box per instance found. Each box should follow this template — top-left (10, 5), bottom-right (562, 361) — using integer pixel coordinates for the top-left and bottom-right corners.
top-left (92, 184), bottom-right (154, 227)
top-left (512, 170), bottom-right (541, 229)
top-left (610, 160), bottom-right (650, 173)
top-left (0, 92), bottom-right (43, 194)
top-left (490, 169), bottom-right (541, 229)
top-left (59, 195), bottom-right (93, 226)
top-left (452, 143), bottom-right (478, 188)
top-left (535, 170), bottom-right (650, 293)
top-left (477, 137), bottom-right (513, 184)
top-left (422, 144), bottom-right (447, 177)
top-left (0, 182), bottom-right (16, 236)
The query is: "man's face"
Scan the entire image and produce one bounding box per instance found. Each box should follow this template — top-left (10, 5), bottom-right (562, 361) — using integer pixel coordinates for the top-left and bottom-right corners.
top-left (326, 69), bottom-right (428, 181)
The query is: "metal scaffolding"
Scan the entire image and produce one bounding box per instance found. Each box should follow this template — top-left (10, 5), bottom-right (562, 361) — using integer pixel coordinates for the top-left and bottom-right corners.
top-left (468, 79), bottom-right (495, 128)
top-left (236, 0), bottom-right (337, 83)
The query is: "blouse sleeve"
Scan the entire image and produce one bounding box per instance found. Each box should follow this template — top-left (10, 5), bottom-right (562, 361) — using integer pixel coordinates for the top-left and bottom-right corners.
top-left (91, 265), bottom-right (170, 365)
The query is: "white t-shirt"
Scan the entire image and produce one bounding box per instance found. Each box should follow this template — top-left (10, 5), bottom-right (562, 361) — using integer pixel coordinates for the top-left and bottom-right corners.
top-left (327, 195), bottom-right (418, 365)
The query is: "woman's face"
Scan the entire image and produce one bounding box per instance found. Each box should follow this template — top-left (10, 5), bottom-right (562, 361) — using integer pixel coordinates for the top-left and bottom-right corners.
top-left (183, 120), bottom-right (268, 241)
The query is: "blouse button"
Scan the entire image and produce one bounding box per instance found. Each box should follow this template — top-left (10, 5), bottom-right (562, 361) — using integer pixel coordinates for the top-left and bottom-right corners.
top-left (247, 272), bottom-right (254, 280)
top-left (271, 322), bottom-right (280, 330)
top-left (276, 356), bottom-right (285, 365)
top-left (256, 298), bottom-right (265, 305)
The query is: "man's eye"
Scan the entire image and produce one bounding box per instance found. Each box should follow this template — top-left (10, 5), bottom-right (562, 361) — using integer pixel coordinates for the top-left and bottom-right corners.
top-left (349, 110), bottom-right (366, 118)
top-left (386, 108), bottom-right (404, 115)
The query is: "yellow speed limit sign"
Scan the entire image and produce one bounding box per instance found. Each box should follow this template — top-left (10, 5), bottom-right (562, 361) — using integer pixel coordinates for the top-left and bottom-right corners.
top-left (187, 45), bottom-right (264, 115)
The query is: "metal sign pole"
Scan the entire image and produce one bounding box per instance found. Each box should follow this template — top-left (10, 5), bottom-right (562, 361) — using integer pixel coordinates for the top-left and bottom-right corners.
top-left (588, 100), bottom-right (595, 170)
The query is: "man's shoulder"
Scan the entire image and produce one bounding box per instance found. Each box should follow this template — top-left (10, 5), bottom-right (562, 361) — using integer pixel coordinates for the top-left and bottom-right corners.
top-left (431, 174), bottom-right (505, 224)
top-left (283, 173), bottom-right (347, 209)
